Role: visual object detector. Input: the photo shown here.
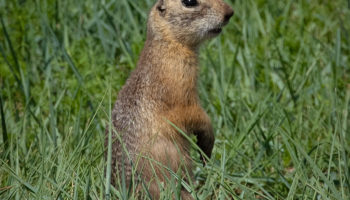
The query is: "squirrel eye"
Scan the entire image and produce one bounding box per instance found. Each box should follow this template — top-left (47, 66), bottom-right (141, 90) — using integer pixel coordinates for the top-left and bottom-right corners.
top-left (182, 0), bottom-right (198, 7)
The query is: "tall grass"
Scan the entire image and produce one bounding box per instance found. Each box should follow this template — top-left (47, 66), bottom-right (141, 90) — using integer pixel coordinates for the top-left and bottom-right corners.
top-left (1, 0), bottom-right (349, 199)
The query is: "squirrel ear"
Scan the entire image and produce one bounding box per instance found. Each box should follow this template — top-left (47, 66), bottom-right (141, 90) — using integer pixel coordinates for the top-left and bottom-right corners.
top-left (157, 0), bottom-right (166, 15)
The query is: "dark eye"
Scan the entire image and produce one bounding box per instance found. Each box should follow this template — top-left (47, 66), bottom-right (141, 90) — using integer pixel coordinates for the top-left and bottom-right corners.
top-left (182, 0), bottom-right (198, 7)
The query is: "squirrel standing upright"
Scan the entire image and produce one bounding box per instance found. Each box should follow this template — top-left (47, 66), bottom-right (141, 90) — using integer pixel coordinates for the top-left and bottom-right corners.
top-left (106, 0), bottom-right (233, 199)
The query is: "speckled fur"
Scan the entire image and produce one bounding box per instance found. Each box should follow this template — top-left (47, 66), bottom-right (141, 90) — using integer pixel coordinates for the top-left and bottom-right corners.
top-left (106, 0), bottom-right (233, 199)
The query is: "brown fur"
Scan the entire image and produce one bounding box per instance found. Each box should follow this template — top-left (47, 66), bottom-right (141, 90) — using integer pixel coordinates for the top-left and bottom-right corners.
top-left (106, 0), bottom-right (233, 199)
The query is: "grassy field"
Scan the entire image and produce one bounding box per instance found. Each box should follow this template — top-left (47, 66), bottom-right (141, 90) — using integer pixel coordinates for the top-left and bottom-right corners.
top-left (1, 0), bottom-right (350, 199)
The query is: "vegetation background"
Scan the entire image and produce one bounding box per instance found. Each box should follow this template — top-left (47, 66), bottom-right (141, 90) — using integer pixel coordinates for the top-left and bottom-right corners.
top-left (1, 0), bottom-right (349, 199)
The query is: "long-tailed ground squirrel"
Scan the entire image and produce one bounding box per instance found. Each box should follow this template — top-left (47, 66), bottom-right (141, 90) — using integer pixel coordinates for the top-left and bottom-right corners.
top-left (106, 0), bottom-right (233, 199)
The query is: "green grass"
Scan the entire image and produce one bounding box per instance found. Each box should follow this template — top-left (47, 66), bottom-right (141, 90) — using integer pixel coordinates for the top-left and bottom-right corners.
top-left (0, 0), bottom-right (349, 199)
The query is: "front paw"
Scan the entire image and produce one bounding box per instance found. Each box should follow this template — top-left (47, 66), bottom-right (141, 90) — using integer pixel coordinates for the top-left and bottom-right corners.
top-left (200, 152), bottom-right (209, 166)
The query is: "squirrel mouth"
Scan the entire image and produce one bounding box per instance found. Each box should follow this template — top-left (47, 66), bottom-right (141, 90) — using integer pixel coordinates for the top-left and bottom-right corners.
top-left (208, 20), bottom-right (230, 35)
top-left (209, 28), bottom-right (222, 34)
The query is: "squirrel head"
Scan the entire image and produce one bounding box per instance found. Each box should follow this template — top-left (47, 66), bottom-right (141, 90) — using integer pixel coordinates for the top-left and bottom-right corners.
top-left (147, 0), bottom-right (234, 47)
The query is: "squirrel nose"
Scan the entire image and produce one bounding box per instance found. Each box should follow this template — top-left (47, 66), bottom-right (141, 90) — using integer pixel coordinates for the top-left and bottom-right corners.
top-left (224, 9), bottom-right (234, 23)
top-left (224, 5), bottom-right (234, 23)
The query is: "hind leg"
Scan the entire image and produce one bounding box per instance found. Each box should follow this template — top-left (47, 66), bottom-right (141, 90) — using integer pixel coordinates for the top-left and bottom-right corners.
top-left (136, 137), bottom-right (192, 199)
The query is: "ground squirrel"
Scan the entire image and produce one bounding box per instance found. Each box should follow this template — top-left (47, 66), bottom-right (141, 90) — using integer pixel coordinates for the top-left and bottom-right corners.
top-left (106, 0), bottom-right (233, 199)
